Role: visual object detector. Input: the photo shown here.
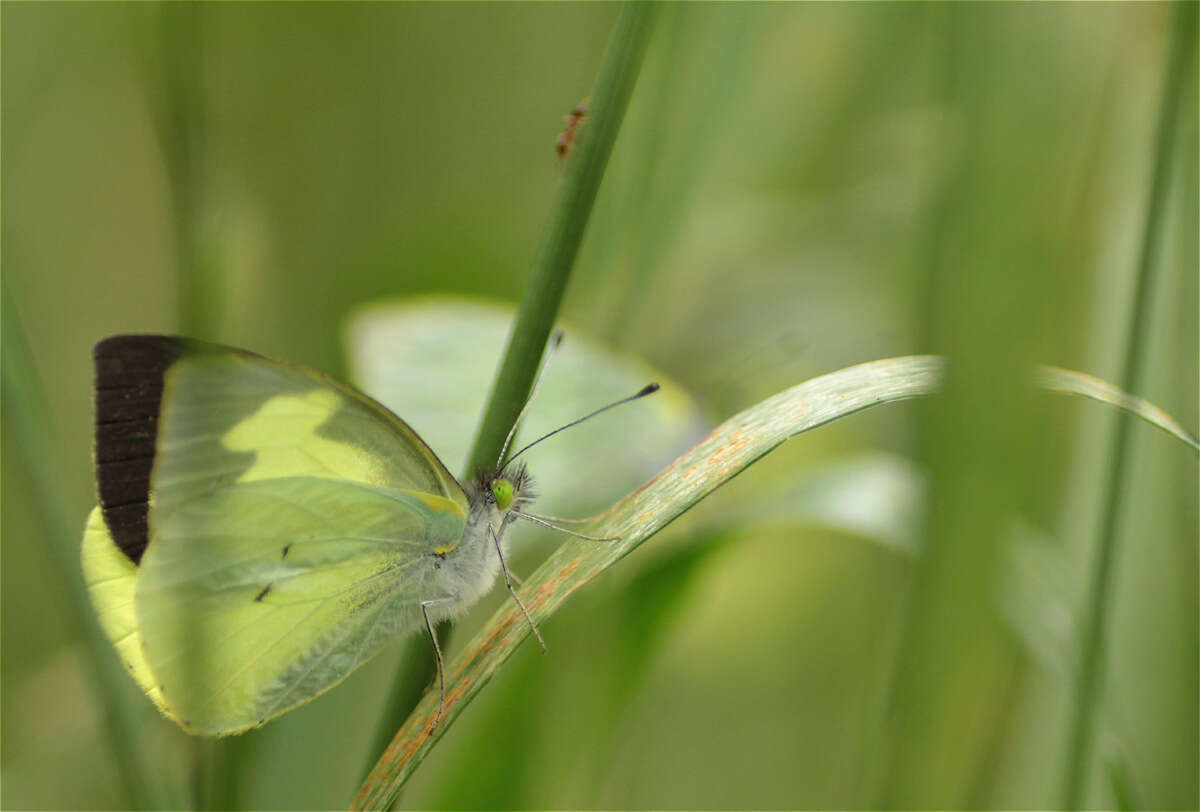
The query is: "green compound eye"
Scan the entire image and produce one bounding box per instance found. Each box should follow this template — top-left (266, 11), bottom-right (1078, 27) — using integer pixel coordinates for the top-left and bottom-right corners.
top-left (491, 478), bottom-right (514, 511)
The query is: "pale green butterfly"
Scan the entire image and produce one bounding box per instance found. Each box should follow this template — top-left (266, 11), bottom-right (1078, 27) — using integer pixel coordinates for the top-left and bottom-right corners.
top-left (81, 334), bottom-right (655, 736)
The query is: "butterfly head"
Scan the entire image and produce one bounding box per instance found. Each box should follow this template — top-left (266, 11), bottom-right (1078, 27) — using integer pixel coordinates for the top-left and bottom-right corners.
top-left (478, 462), bottom-right (534, 520)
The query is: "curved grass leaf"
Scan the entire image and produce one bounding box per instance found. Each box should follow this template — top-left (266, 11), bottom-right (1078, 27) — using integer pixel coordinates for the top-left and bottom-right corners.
top-left (352, 354), bottom-right (1197, 808)
top-left (1036, 365), bottom-right (1198, 452)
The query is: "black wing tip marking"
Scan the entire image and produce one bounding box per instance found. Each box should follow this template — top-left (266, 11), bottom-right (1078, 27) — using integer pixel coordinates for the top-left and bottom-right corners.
top-left (91, 335), bottom-right (298, 565)
top-left (93, 335), bottom-right (192, 565)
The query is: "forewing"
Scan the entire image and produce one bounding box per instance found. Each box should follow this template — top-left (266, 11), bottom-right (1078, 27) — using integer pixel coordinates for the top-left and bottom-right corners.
top-left (92, 335), bottom-right (467, 565)
top-left (87, 335), bottom-right (470, 731)
top-left (135, 476), bottom-right (463, 735)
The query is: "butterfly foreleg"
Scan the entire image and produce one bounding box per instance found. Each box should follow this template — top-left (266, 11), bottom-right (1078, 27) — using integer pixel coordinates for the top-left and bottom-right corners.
top-left (420, 598), bottom-right (452, 733)
top-left (490, 523), bottom-right (548, 653)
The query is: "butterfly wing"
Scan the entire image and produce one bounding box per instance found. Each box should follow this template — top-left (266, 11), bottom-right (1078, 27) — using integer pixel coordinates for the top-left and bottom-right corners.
top-left (86, 336), bottom-right (469, 734)
top-left (137, 476), bottom-right (461, 734)
top-left (81, 506), bottom-right (171, 714)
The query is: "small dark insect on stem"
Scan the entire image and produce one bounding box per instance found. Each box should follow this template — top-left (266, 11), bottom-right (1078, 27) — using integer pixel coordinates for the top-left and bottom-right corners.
top-left (555, 98), bottom-right (589, 160)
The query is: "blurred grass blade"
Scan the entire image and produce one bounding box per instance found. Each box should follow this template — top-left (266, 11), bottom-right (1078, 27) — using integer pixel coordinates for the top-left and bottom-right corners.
top-left (1104, 744), bottom-right (1140, 812)
top-left (1061, 5), bottom-right (1198, 807)
top-left (157, 2), bottom-right (221, 340)
top-left (352, 354), bottom-right (1196, 808)
top-left (1036, 366), bottom-right (1198, 453)
top-left (1, 285), bottom-right (164, 809)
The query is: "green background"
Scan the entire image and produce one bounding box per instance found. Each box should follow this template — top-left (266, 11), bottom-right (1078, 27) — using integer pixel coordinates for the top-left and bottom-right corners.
top-left (3, 3), bottom-right (1196, 809)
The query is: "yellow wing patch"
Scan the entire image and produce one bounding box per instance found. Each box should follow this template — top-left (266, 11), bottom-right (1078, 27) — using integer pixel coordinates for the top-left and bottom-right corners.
top-left (222, 389), bottom-right (386, 486)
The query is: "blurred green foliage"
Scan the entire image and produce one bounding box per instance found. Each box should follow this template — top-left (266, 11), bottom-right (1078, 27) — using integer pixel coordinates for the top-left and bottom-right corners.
top-left (2, 3), bottom-right (1195, 809)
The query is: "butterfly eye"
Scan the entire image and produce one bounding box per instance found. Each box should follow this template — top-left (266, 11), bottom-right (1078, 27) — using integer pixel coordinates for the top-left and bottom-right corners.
top-left (491, 478), bottom-right (514, 511)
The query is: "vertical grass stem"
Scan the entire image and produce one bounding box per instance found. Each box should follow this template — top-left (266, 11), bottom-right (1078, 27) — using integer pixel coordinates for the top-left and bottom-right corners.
top-left (359, 3), bottom-right (658, 798)
top-left (464, 2), bottom-right (659, 477)
top-left (1060, 5), bottom-right (1197, 808)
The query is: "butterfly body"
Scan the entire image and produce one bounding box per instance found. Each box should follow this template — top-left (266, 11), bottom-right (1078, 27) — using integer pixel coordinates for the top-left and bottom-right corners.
top-left (423, 467), bottom-right (534, 624)
top-left (83, 335), bottom-right (534, 735)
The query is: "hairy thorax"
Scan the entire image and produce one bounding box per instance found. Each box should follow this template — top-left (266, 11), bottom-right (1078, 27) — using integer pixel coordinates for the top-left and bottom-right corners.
top-left (423, 481), bottom-right (506, 622)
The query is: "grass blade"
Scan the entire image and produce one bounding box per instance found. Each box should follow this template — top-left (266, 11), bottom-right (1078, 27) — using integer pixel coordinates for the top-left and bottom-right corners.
top-left (361, 2), bottom-right (659, 791)
top-left (2, 285), bottom-right (165, 809)
top-left (1037, 366), bottom-right (1198, 454)
top-left (352, 354), bottom-right (1196, 807)
top-left (464, 2), bottom-right (660, 477)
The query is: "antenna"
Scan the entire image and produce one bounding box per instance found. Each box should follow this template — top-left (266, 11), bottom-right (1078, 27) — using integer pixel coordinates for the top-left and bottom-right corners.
top-left (505, 382), bottom-right (660, 466)
top-left (496, 330), bottom-right (565, 469)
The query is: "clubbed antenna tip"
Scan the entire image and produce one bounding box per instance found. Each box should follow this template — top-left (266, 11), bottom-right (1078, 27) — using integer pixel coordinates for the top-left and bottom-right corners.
top-left (505, 381), bottom-right (662, 465)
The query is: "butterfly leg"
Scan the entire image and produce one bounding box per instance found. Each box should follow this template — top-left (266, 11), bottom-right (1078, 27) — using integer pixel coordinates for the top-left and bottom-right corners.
top-left (516, 511), bottom-right (593, 524)
top-left (511, 511), bottom-right (619, 541)
top-left (420, 599), bottom-right (449, 733)
top-left (490, 524), bottom-right (548, 653)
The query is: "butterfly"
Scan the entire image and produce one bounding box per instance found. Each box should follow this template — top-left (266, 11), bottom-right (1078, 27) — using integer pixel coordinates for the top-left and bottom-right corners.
top-left (81, 334), bottom-right (655, 736)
